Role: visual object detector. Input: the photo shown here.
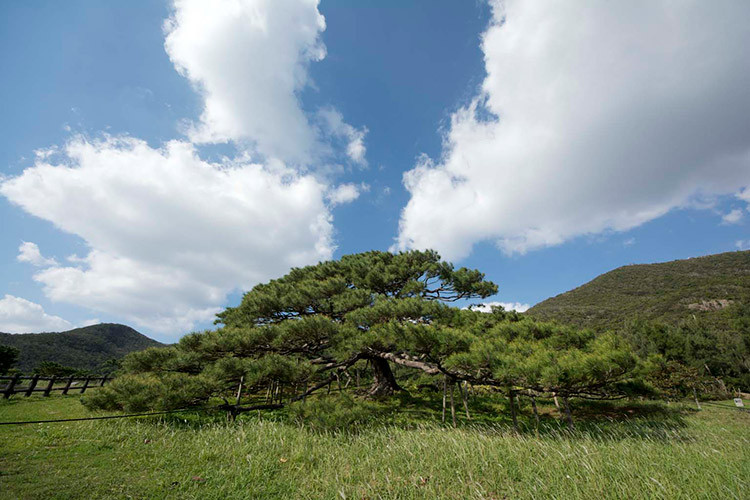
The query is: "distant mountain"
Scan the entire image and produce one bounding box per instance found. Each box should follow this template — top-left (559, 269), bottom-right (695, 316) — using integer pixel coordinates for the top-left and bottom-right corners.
top-left (527, 250), bottom-right (750, 331)
top-left (0, 323), bottom-right (164, 373)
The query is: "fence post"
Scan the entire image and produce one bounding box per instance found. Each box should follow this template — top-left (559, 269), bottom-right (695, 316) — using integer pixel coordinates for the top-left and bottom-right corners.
top-left (99, 376), bottom-right (108, 387)
top-left (61, 376), bottom-right (75, 395)
top-left (25, 374), bottom-right (40, 397)
top-left (3, 373), bottom-right (20, 399)
top-left (79, 376), bottom-right (91, 394)
top-left (43, 376), bottom-right (57, 397)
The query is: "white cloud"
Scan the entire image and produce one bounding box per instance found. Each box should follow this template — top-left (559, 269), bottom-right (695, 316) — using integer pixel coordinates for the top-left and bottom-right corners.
top-left (17, 241), bottom-right (58, 267)
top-left (1, 136), bottom-right (334, 335)
top-left (396, 1), bottom-right (750, 260)
top-left (467, 301), bottom-right (530, 313)
top-left (164, 0), bottom-right (365, 166)
top-left (623, 237), bottom-right (636, 247)
top-left (0, 295), bottom-right (73, 333)
top-left (722, 209), bottom-right (744, 225)
top-left (737, 240), bottom-right (750, 251)
top-left (318, 108), bottom-right (368, 166)
top-left (327, 182), bottom-right (368, 206)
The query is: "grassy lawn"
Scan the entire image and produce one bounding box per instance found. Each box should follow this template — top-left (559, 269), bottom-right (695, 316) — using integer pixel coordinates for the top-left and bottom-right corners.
top-left (1, 392), bottom-right (748, 499)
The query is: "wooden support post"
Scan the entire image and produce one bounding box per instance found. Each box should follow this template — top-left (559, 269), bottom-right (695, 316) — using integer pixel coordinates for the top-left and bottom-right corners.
top-left (458, 381), bottom-right (471, 419)
top-left (562, 396), bottom-right (575, 431)
top-left (79, 376), bottom-right (91, 394)
top-left (43, 376), bottom-right (56, 397)
top-left (553, 391), bottom-right (560, 410)
top-left (508, 388), bottom-right (519, 434)
top-left (450, 381), bottom-right (456, 427)
top-left (25, 375), bottom-right (40, 397)
top-left (61, 376), bottom-right (75, 395)
top-left (529, 390), bottom-right (540, 435)
top-left (692, 386), bottom-right (701, 410)
top-left (235, 376), bottom-right (244, 406)
top-left (266, 381), bottom-right (273, 404)
top-left (100, 376), bottom-right (108, 387)
top-left (441, 375), bottom-right (447, 423)
top-left (3, 373), bottom-right (20, 399)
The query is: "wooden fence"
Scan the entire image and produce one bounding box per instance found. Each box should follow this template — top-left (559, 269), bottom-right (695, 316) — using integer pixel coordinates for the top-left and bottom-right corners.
top-left (1, 374), bottom-right (109, 399)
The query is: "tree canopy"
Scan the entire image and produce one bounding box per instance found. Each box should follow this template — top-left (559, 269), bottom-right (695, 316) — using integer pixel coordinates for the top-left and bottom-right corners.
top-left (86, 250), bottom-right (645, 419)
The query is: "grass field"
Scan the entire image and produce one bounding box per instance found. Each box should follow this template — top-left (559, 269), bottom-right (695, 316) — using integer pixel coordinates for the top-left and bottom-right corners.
top-left (1, 391), bottom-right (748, 499)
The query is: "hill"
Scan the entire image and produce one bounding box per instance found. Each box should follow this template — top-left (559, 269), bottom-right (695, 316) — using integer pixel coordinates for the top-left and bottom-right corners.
top-left (527, 250), bottom-right (750, 331)
top-left (0, 323), bottom-right (163, 373)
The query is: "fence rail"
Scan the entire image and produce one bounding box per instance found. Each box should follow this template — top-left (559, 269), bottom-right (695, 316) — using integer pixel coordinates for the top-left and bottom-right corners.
top-left (1, 374), bottom-right (109, 399)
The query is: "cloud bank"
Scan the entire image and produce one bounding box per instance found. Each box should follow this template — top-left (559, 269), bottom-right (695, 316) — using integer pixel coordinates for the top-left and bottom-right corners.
top-left (396, 0), bottom-right (750, 260)
top-left (1, 137), bottom-right (334, 333)
top-left (0, 295), bottom-right (73, 333)
top-left (2, 0), bottom-right (367, 336)
top-left (165, 0), bottom-right (365, 166)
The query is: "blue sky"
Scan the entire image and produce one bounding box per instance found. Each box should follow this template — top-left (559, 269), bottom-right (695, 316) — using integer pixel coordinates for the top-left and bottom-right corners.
top-left (2, 0), bottom-right (749, 341)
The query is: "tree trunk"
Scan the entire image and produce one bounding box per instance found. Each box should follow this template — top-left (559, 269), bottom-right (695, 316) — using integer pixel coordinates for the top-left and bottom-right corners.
top-left (366, 357), bottom-right (402, 396)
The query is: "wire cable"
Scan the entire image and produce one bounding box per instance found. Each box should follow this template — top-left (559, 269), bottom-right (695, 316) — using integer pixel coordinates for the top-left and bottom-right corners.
top-left (0, 407), bottom-right (219, 426)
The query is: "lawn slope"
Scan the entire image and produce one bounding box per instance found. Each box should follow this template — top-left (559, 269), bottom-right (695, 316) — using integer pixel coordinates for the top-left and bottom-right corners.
top-left (1, 393), bottom-right (748, 499)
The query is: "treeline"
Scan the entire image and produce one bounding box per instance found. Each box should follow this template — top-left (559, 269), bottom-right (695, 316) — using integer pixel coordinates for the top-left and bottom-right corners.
top-left (0, 345), bottom-right (121, 378)
top-left (623, 301), bottom-right (750, 394)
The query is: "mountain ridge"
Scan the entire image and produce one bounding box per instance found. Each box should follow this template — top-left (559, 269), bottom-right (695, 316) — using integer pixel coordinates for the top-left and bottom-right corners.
top-left (0, 323), bottom-right (164, 373)
top-left (527, 250), bottom-right (750, 330)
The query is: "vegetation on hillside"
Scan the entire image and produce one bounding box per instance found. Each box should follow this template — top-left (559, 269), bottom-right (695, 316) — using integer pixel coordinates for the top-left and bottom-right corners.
top-left (0, 323), bottom-right (163, 374)
top-left (528, 250), bottom-right (750, 329)
top-left (528, 251), bottom-right (750, 391)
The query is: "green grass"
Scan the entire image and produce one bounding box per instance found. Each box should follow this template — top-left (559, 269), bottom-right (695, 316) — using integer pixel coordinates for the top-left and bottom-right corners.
top-left (1, 392), bottom-right (749, 499)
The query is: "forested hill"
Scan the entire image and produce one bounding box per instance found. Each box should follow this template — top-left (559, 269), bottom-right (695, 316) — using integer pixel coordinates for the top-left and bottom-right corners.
top-left (527, 250), bottom-right (750, 331)
top-left (0, 323), bottom-right (164, 373)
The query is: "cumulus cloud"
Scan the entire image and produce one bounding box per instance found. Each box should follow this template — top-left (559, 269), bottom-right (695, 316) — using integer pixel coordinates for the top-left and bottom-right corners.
top-left (396, 1), bottom-right (750, 260)
top-left (327, 182), bottom-right (368, 206)
top-left (2, 0), bottom-right (374, 336)
top-left (164, 0), bottom-right (365, 166)
top-left (0, 295), bottom-right (73, 333)
top-left (17, 242), bottom-right (58, 267)
top-left (1, 137), bottom-right (334, 334)
top-left (467, 301), bottom-right (530, 313)
top-left (318, 108), bottom-right (368, 166)
top-left (722, 209), bottom-right (744, 225)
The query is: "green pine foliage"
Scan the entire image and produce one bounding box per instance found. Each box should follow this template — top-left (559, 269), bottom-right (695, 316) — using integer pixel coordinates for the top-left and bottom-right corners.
top-left (86, 250), bottom-right (646, 418)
